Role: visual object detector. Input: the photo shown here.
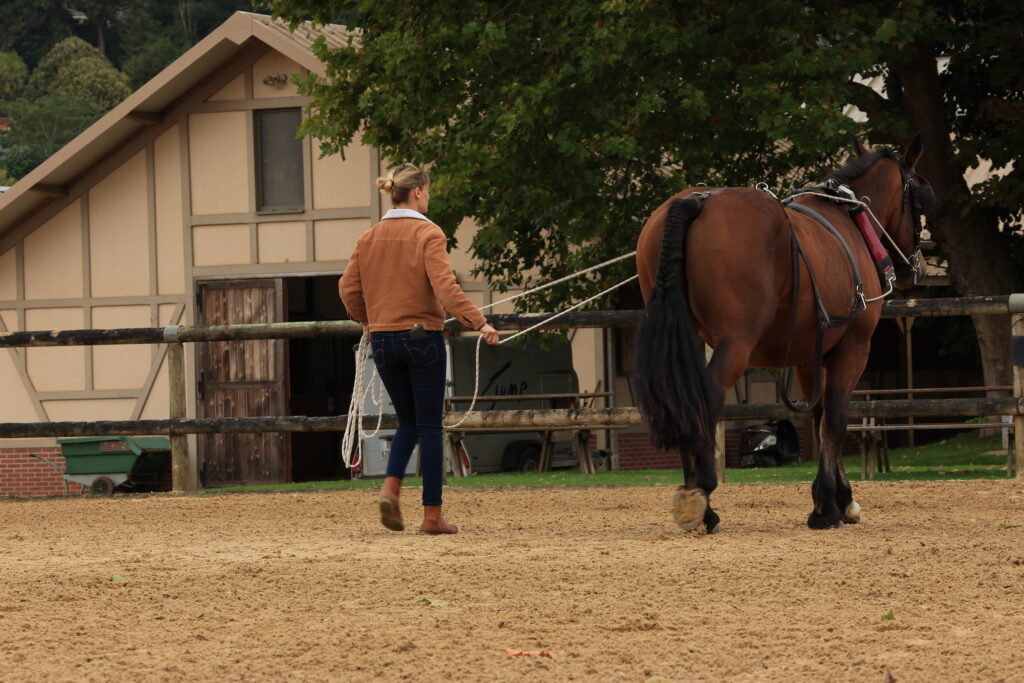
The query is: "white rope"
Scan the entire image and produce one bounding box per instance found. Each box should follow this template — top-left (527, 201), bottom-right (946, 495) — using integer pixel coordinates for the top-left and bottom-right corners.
top-left (445, 250), bottom-right (637, 323)
top-left (340, 331), bottom-right (388, 470)
top-left (445, 273), bottom-right (639, 429)
top-left (862, 204), bottom-right (912, 266)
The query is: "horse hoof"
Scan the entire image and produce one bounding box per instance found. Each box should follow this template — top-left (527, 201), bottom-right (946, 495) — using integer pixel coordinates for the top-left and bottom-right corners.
top-left (807, 510), bottom-right (843, 530)
top-left (843, 501), bottom-right (861, 524)
top-left (672, 487), bottom-right (707, 531)
top-left (706, 523), bottom-right (722, 535)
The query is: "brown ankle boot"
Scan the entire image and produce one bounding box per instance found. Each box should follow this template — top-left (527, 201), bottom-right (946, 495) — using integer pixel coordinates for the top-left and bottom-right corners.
top-left (378, 476), bottom-right (403, 531)
top-left (420, 505), bottom-right (458, 534)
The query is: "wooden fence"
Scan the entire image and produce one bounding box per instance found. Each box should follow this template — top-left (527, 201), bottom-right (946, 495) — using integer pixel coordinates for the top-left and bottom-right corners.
top-left (1, 294), bottom-right (1022, 489)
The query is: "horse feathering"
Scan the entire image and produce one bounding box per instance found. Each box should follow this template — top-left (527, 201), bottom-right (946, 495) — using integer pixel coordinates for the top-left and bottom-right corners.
top-left (632, 197), bottom-right (716, 455)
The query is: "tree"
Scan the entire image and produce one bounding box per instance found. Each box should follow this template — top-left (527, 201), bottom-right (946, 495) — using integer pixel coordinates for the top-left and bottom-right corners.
top-left (0, 52), bottom-right (29, 104)
top-left (1, 38), bottom-right (130, 178)
top-left (25, 37), bottom-right (104, 98)
top-left (270, 0), bottom-right (1024, 386)
top-left (0, 95), bottom-right (104, 175)
top-left (65, 1), bottom-right (133, 56)
top-left (50, 55), bottom-right (131, 110)
top-left (0, 0), bottom-right (74, 68)
top-left (846, 2), bottom-right (1024, 390)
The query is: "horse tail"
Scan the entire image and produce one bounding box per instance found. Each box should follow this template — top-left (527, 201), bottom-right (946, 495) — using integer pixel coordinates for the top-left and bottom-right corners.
top-left (633, 197), bottom-right (716, 455)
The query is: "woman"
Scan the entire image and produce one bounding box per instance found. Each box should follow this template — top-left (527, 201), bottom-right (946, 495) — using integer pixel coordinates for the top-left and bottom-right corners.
top-left (340, 164), bottom-right (500, 534)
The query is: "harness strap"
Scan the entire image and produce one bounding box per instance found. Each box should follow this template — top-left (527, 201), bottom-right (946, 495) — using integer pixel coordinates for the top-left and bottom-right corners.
top-left (779, 229), bottom-right (831, 413)
top-left (782, 200), bottom-right (865, 308)
top-left (778, 203), bottom-right (864, 413)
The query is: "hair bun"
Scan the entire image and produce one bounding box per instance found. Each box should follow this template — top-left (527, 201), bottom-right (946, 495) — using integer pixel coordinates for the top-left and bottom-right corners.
top-left (376, 176), bottom-right (395, 192)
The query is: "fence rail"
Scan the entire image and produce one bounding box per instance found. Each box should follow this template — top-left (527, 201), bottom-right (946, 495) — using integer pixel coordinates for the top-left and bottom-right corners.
top-left (1, 293), bottom-right (1022, 489)
top-left (2, 397), bottom-right (1021, 438)
top-left (1, 295), bottom-right (1022, 348)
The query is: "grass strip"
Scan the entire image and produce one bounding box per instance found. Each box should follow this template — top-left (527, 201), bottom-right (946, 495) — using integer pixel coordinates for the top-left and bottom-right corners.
top-left (207, 431), bottom-right (1012, 494)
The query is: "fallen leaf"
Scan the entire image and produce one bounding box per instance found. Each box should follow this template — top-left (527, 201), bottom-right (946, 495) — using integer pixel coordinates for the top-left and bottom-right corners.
top-left (111, 574), bottom-right (127, 583)
top-left (881, 610), bottom-right (895, 621)
top-left (419, 598), bottom-right (449, 607)
top-left (505, 649), bottom-right (553, 659)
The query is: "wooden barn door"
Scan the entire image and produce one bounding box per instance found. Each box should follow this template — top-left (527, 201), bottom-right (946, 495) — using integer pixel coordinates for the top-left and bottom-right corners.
top-left (196, 279), bottom-right (288, 486)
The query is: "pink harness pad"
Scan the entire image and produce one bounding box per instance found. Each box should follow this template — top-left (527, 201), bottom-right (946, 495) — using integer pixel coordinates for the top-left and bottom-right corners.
top-left (854, 210), bottom-right (892, 272)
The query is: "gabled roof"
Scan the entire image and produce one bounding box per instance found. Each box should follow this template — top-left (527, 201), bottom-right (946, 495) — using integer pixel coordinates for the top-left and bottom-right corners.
top-left (0, 12), bottom-right (352, 239)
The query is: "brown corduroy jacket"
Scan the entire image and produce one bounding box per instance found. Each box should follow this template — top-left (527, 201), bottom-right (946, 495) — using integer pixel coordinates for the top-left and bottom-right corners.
top-left (338, 217), bottom-right (487, 332)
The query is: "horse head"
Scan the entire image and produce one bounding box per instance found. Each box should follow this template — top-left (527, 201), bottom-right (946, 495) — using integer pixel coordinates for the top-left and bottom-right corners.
top-left (841, 133), bottom-right (936, 282)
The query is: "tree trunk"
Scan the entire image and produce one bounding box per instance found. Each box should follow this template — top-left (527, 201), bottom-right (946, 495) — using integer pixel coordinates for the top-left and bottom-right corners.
top-left (894, 43), bottom-right (1023, 388)
top-left (94, 18), bottom-right (105, 56)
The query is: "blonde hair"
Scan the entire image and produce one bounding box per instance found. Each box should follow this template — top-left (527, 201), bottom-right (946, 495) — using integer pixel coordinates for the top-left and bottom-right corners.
top-left (376, 163), bottom-right (429, 204)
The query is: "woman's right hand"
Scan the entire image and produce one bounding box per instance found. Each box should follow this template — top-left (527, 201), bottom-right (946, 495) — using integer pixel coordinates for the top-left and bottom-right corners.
top-left (479, 323), bottom-right (500, 345)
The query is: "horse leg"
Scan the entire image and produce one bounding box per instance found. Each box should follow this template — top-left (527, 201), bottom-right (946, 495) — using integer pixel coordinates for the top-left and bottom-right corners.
top-left (794, 366), bottom-right (824, 452)
top-left (807, 341), bottom-right (868, 529)
top-left (673, 339), bottom-right (750, 534)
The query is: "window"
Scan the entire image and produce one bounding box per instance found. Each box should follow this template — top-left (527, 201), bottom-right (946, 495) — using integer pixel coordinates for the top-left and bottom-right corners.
top-left (255, 108), bottom-right (304, 213)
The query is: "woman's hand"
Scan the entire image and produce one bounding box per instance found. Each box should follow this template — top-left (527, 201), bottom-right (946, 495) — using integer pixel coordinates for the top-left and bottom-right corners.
top-left (479, 323), bottom-right (500, 345)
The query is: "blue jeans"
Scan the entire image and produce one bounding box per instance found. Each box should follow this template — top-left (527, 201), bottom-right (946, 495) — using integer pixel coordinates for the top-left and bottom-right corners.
top-left (370, 330), bottom-right (447, 506)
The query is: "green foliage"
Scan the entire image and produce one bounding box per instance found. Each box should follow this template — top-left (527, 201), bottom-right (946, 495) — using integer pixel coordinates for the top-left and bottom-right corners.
top-left (0, 37), bottom-right (129, 177)
top-left (0, 52), bottom-right (29, 103)
top-left (0, 0), bottom-right (252, 179)
top-left (938, 2), bottom-right (1024, 228)
top-left (122, 36), bottom-right (188, 90)
top-left (267, 1), bottom-right (1021, 325)
top-left (266, 1), bottom-right (917, 311)
top-left (0, 0), bottom-right (74, 68)
top-left (25, 37), bottom-right (101, 98)
top-left (0, 95), bottom-right (105, 174)
top-left (49, 55), bottom-right (131, 110)
top-left (0, 168), bottom-right (18, 186)
top-left (881, 610), bottom-right (895, 621)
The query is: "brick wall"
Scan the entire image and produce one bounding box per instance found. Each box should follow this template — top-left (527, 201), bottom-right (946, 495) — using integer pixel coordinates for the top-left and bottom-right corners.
top-left (616, 421), bottom-right (836, 471)
top-left (0, 448), bottom-right (86, 497)
top-left (0, 447), bottom-right (173, 497)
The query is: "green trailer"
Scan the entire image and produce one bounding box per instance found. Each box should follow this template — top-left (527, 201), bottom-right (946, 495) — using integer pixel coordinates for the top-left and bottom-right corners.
top-left (56, 437), bottom-right (171, 495)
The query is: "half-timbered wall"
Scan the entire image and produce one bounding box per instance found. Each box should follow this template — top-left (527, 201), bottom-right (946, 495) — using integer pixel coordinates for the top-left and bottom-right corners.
top-left (0, 38), bottom-right (610, 492)
top-left (0, 43), bottom-right (379, 483)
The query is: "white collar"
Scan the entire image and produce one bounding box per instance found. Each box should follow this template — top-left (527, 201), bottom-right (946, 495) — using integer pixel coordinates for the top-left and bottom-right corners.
top-left (381, 208), bottom-right (434, 223)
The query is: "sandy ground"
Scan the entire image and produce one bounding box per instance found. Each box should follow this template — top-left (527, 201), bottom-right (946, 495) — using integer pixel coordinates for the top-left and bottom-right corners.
top-left (2, 479), bottom-right (1023, 682)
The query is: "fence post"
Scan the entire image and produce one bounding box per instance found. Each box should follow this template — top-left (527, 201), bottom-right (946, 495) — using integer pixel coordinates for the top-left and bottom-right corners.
top-left (167, 342), bottom-right (191, 491)
top-left (1012, 308), bottom-right (1024, 479)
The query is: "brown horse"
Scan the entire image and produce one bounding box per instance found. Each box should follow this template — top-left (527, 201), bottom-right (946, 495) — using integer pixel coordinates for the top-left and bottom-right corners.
top-left (633, 135), bottom-right (935, 532)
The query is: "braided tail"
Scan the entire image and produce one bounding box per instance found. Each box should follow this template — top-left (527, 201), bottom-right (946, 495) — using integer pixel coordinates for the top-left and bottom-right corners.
top-left (633, 197), bottom-right (715, 454)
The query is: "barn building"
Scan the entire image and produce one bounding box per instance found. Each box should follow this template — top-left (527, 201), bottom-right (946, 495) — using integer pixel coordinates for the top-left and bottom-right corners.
top-left (3, 13), bottom-right (976, 497)
top-left (0, 12), bottom-right (613, 495)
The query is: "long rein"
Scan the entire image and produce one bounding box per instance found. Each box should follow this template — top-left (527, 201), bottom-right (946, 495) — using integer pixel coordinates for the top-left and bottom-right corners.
top-left (340, 251), bottom-right (639, 468)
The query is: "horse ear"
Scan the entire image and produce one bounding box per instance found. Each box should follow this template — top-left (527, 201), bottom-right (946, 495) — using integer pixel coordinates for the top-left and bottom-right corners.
top-left (902, 132), bottom-right (924, 169)
top-left (852, 135), bottom-right (868, 157)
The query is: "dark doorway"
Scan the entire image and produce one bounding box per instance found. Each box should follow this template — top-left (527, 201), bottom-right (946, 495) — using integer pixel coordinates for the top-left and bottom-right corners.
top-left (285, 275), bottom-right (355, 481)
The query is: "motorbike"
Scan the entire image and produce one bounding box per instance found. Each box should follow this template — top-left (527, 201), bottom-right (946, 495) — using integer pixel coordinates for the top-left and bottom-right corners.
top-left (738, 419), bottom-right (800, 468)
